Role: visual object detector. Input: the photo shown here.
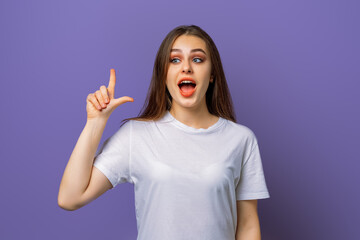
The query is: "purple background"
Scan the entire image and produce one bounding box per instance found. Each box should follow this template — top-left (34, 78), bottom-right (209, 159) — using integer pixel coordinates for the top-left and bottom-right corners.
top-left (1, 0), bottom-right (359, 239)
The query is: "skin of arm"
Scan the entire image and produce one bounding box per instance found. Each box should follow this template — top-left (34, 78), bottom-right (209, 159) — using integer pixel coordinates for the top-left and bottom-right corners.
top-left (57, 117), bottom-right (108, 210)
top-left (235, 199), bottom-right (262, 240)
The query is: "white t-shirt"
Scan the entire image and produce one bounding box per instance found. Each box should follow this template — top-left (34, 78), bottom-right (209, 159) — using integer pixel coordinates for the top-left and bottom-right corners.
top-left (93, 110), bottom-right (270, 240)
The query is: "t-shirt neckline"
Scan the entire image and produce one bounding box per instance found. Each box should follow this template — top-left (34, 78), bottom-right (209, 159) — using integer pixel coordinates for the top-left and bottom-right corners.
top-left (162, 110), bottom-right (226, 134)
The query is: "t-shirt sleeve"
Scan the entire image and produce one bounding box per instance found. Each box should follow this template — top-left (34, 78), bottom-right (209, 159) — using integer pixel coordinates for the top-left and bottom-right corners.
top-left (93, 120), bottom-right (133, 188)
top-left (235, 134), bottom-right (270, 200)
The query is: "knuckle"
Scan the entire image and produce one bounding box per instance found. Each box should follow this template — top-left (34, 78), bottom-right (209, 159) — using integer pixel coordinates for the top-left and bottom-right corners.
top-left (100, 87), bottom-right (108, 97)
top-left (96, 93), bottom-right (104, 103)
top-left (93, 96), bottom-right (100, 103)
top-left (91, 98), bottom-right (100, 108)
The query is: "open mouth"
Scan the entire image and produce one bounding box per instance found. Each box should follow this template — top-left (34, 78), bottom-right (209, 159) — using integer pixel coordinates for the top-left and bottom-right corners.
top-left (178, 81), bottom-right (196, 91)
top-left (178, 81), bottom-right (197, 97)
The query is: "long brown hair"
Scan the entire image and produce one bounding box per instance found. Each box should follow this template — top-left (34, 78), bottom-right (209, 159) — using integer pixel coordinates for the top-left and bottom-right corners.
top-left (120, 25), bottom-right (237, 127)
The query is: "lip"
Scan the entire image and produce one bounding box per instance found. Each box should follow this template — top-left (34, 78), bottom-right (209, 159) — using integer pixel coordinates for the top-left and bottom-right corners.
top-left (177, 77), bottom-right (197, 86)
top-left (178, 77), bottom-right (197, 97)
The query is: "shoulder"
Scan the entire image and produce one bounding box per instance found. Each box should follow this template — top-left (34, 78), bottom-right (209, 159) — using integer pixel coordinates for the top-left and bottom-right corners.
top-left (129, 118), bottom-right (154, 127)
top-left (126, 118), bottom-right (156, 134)
top-left (223, 120), bottom-right (259, 153)
top-left (225, 120), bottom-right (257, 141)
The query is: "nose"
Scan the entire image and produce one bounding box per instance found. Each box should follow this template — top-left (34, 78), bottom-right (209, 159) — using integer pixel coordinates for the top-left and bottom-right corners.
top-left (182, 60), bottom-right (192, 73)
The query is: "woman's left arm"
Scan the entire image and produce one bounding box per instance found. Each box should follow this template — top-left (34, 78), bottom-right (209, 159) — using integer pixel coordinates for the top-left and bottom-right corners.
top-left (235, 200), bottom-right (261, 240)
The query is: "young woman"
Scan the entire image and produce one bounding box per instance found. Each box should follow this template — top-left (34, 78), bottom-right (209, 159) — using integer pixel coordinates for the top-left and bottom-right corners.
top-left (58, 25), bottom-right (270, 240)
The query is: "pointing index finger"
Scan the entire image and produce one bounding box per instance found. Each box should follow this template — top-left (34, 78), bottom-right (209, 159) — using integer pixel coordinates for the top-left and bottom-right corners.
top-left (107, 68), bottom-right (116, 99)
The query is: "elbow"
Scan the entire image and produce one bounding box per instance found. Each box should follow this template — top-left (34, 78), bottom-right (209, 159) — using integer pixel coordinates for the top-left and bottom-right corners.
top-left (58, 198), bottom-right (76, 211)
top-left (57, 194), bottom-right (79, 211)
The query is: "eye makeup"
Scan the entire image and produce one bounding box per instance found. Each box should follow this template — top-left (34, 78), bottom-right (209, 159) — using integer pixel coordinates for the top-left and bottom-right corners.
top-left (169, 56), bottom-right (205, 63)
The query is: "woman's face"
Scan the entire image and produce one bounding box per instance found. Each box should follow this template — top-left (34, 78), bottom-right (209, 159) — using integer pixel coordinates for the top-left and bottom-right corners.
top-left (166, 34), bottom-right (213, 111)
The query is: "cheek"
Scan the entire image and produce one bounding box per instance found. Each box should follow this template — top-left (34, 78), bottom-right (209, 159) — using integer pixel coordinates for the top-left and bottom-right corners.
top-left (165, 76), bottom-right (174, 91)
top-left (205, 64), bottom-right (212, 75)
top-left (166, 69), bottom-right (176, 83)
top-left (196, 63), bottom-right (212, 75)
top-left (167, 66), bottom-right (176, 76)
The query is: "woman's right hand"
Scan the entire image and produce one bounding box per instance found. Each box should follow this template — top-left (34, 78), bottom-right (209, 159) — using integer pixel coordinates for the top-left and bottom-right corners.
top-left (86, 69), bottom-right (134, 121)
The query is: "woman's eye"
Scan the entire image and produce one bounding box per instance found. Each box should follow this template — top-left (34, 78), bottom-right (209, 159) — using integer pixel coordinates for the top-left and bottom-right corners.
top-left (170, 58), bottom-right (180, 63)
top-left (170, 57), bottom-right (203, 63)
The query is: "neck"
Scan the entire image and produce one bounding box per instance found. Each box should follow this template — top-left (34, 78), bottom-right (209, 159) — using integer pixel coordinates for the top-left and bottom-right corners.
top-left (169, 103), bottom-right (218, 130)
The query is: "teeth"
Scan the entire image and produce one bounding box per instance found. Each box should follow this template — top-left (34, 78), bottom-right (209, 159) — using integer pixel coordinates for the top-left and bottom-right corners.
top-left (180, 80), bottom-right (194, 84)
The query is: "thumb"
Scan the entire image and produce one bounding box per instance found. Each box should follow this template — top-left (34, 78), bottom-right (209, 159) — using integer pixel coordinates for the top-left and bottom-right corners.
top-left (112, 96), bottom-right (134, 107)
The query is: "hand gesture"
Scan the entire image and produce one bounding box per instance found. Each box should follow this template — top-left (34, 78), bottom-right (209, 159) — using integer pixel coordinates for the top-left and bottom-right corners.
top-left (86, 69), bottom-right (134, 120)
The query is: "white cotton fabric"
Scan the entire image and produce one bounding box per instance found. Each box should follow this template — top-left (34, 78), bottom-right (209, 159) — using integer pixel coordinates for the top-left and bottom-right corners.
top-left (93, 110), bottom-right (270, 240)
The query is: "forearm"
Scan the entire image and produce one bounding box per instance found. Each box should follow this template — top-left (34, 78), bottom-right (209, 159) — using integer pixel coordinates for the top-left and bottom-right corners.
top-left (235, 215), bottom-right (261, 240)
top-left (58, 117), bottom-right (108, 207)
top-left (235, 225), bottom-right (261, 240)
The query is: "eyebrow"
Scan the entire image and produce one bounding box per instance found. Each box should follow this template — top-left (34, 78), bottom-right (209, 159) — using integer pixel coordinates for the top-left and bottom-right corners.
top-left (170, 48), bottom-right (207, 55)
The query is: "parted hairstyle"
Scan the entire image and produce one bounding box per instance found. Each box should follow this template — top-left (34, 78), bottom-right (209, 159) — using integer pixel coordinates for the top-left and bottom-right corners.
top-left (120, 24), bottom-right (236, 127)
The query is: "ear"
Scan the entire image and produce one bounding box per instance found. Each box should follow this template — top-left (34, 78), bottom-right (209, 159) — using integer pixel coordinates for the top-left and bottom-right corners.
top-left (210, 75), bottom-right (214, 83)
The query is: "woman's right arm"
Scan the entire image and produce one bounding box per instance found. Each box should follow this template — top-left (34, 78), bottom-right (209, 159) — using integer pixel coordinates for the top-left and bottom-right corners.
top-left (57, 69), bottom-right (134, 211)
top-left (57, 117), bottom-right (109, 211)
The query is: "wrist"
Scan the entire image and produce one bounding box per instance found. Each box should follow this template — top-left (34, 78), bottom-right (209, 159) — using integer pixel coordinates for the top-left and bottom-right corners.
top-left (86, 117), bottom-right (108, 126)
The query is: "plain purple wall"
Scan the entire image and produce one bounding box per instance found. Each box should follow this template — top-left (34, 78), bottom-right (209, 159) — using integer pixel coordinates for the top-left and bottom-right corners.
top-left (1, 0), bottom-right (359, 239)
